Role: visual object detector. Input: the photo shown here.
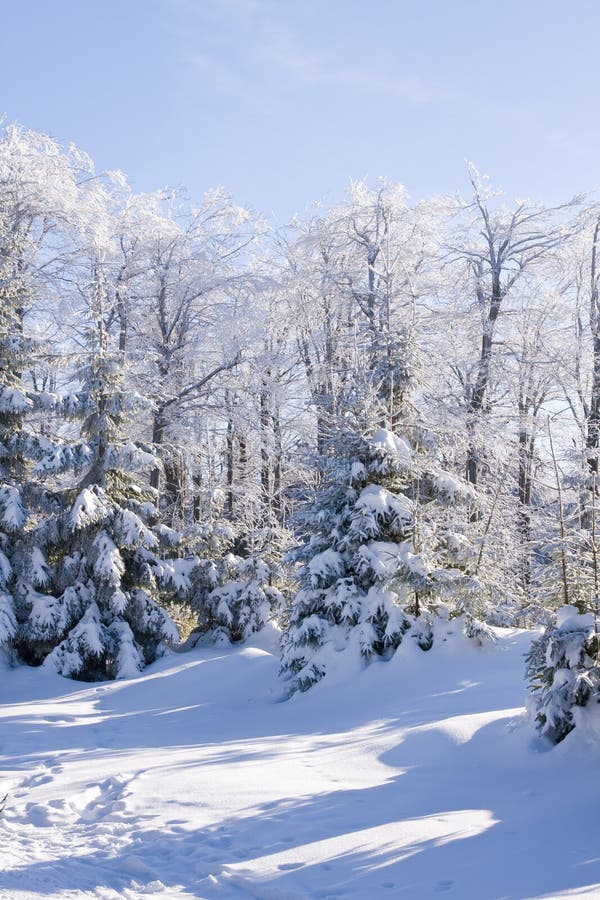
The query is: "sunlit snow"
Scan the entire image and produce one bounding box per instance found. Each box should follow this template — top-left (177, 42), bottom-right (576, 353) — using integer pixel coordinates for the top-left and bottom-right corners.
top-left (2, 627), bottom-right (600, 899)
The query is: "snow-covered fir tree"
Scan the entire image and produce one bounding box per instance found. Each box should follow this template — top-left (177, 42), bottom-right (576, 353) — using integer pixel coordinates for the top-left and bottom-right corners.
top-left (0, 125), bottom-right (85, 664)
top-left (0, 238), bottom-right (65, 665)
top-left (280, 407), bottom-right (481, 694)
top-left (0, 268), bottom-right (32, 662)
top-left (526, 605), bottom-right (600, 744)
top-left (524, 461), bottom-right (600, 743)
top-left (21, 350), bottom-right (179, 679)
top-left (183, 518), bottom-right (289, 646)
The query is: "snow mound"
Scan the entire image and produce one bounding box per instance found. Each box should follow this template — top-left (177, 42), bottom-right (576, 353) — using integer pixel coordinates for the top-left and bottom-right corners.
top-left (369, 427), bottom-right (412, 461)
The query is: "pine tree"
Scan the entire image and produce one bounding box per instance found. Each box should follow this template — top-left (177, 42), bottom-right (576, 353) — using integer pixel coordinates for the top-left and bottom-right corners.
top-left (0, 124), bottom-right (83, 664)
top-left (526, 605), bottom-right (600, 744)
top-left (182, 519), bottom-right (288, 646)
top-left (24, 351), bottom-right (179, 679)
top-left (524, 458), bottom-right (600, 743)
top-left (0, 232), bottom-right (62, 665)
top-left (0, 269), bottom-right (29, 662)
top-left (280, 408), bottom-right (482, 693)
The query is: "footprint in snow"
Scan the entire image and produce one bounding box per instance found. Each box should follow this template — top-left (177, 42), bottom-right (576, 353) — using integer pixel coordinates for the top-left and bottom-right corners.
top-left (118, 854), bottom-right (159, 880)
top-left (19, 767), bottom-right (55, 789)
top-left (24, 802), bottom-right (63, 827)
top-left (26, 775), bottom-right (54, 787)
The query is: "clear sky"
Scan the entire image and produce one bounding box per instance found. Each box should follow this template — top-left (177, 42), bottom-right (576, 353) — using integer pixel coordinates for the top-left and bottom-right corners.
top-left (1, 0), bottom-right (597, 222)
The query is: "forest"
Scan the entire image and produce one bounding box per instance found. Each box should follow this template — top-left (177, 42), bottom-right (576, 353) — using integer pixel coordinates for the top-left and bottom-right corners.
top-left (2, 121), bottom-right (599, 747)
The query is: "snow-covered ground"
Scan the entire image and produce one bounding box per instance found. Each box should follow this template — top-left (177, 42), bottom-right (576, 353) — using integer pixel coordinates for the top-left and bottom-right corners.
top-left (2, 625), bottom-right (600, 900)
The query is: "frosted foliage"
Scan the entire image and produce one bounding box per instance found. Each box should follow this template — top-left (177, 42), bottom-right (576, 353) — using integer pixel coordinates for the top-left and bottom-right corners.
top-left (70, 487), bottom-right (112, 530)
top-left (34, 443), bottom-right (93, 476)
top-left (90, 531), bottom-right (125, 585)
top-left (154, 524), bottom-right (181, 546)
top-left (355, 595), bottom-right (411, 661)
top-left (112, 442), bottom-right (157, 471)
top-left (357, 540), bottom-right (426, 580)
top-left (445, 532), bottom-right (475, 566)
top-left (14, 339), bottom-right (184, 678)
top-left (0, 485), bottom-right (25, 531)
top-left (129, 590), bottom-right (178, 645)
top-left (116, 510), bottom-right (157, 549)
top-left (433, 472), bottom-right (476, 504)
top-left (44, 604), bottom-right (106, 678)
top-left (157, 557), bottom-right (196, 594)
top-left (352, 486), bottom-right (413, 537)
top-left (369, 429), bottom-right (412, 463)
top-left (281, 427), bottom-right (424, 693)
top-left (0, 387), bottom-right (32, 414)
top-left (0, 549), bottom-right (12, 587)
top-left (110, 588), bottom-right (128, 614)
top-left (29, 547), bottom-right (50, 587)
top-left (0, 591), bottom-right (17, 643)
top-left (281, 421), bottom-right (480, 693)
top-left (27, 592), bottom-right (70, 643)
top-left (109, 620), bottom-right (145, 679)
top-left (194, 555), bottom-right (283, 644)
top-left (526, 607), bottom-right (600, 744)
top-left (309, 550), bottom-right (344, 583)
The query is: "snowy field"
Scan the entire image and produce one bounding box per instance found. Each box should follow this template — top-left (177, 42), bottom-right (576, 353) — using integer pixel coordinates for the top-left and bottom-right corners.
top-left (2, 626), bottom-right (600, 900)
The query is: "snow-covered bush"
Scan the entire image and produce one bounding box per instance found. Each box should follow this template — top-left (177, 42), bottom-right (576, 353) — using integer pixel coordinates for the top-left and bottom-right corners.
top-left (526, 605), bottom-right (600, 744)
top-left (199, 555), bottom-right (284, 643)
top-left (183, 521), bottom-right (289, 646)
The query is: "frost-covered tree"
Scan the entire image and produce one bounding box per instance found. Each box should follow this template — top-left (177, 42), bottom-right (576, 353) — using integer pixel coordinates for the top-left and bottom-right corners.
top-left (179, 513), bottom-right (289, 646)
top-left (195, 553), bottom-right (285, 644)
top-left (526, 605), bottom-right (600, 744)
top-left (120, 189), bottom-right (258, 523)
top-left (0, 125), bottom-right (87, 663)
top-left (447, 165), bottom-right (577, 489)
top-left (0, 264), bottom-right (30, 661)
top-left (280, 408), bottom-right (480, 693)
top-left (23, 350), bottom-right (180, 679)
top-left (17, 171), bottom-right (185, 678)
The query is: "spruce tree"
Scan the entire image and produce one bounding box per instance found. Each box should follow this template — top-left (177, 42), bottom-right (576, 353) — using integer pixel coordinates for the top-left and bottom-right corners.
top-left (184, 520), bottom-right (288, 646)
top-left (280, 409), bottom-right (482, 694)
top-left (0, 267), bottom-right (30, 661)
top-left (0, 242), bottom-right (61, 664)
top-left (26, 351), bottom-right (179, 679)
top-left (526, 605), bottom-right (600, 744)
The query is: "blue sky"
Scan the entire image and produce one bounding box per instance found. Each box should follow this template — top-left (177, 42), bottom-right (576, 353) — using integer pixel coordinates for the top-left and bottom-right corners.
top-left (1, 0), bottom-right (597, 221)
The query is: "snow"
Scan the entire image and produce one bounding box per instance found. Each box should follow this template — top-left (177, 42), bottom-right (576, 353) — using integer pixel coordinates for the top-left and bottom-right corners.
top-left (308, 549), bottom-right (343, 581)
top-left (0, 548), bottom-right (13, 586)
top-left (555, 605), bottom-right (595, 631)
top-left (70, 488), bottom-right (111, 530)
top-left (355, 484), bottom-right (413, 525)
top-left (369, 428), bottom-right (412, 462)
top-left (0, 590), bottom-right (17, 642)
top-left (434, 472), bottom-right (472, 503)
top-left (0, 483), bottom-right (26, 530)
top-left (117, 510), bottom-right (157, 549)
top-left (91, 532), bottom-right (125, 585)
top-left (0, 386), bottom-right (32, 413)
top-left (358, 540), bottom-right (426, 579)
top-left (2, 627), bottom-right (600, 899)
